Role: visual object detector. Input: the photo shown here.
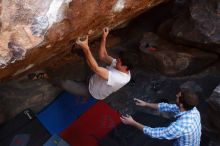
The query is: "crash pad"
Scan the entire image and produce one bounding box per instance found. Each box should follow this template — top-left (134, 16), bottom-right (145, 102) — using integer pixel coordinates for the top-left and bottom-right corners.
top-left (37, 91), bottom-right (97, 134)
top-left (61, 101), bottom-right (121, 146)
top-left (0, 109), bottom-right (50, 146)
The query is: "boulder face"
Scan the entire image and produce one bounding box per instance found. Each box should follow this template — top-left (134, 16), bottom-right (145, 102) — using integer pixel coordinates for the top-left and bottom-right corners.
top-left (0, 0), bottom-right (169, 80)
top-left (170, 0), bottom-right (220, 52)
top-left (207, 84), bottom-right (220, 111)
top-left (206, 84), bottom-right (220, 142)
top-left (139, 32), bottom-right (218, 76)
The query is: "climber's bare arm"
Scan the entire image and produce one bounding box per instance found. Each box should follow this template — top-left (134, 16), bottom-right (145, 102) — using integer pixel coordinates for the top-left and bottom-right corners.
top-left (76, 36), bottom-right (109, 80)
top-left (99, 27), bottom-right (113, 65)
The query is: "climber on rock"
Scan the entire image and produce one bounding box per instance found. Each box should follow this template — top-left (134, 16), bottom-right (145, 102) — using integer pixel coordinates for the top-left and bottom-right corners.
top-left (29, 27), bottom-right (137, 100)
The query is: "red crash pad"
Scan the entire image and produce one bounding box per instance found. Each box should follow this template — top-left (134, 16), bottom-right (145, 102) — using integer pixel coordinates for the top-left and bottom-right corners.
top-left (60, 101), bottom-right (121, 146)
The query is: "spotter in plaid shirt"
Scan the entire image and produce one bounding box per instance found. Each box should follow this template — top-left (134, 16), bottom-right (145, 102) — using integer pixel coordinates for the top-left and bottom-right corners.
top-left (143, 103), bottom-right (201, 146)
top-left (120, 90), bottom-right (201, 146)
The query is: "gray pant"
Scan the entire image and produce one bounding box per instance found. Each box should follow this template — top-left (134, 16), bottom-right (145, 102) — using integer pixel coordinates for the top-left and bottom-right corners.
top-left (51, 55), bottom-right (92, 97)
top-left (59, 80), bottom-right (90, 97)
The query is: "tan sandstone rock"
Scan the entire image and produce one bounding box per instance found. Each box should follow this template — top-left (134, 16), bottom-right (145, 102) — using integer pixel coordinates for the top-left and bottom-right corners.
top-left (0, 0), bottom-right (170, 80)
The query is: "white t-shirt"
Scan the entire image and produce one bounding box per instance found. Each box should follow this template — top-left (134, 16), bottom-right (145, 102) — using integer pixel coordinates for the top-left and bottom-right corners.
top-left (89, 59), bottom-right (131, 100)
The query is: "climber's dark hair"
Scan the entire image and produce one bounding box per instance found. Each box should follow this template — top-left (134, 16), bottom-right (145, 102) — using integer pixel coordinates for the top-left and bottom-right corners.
top-left (118, 51), bottom-right (138, 70)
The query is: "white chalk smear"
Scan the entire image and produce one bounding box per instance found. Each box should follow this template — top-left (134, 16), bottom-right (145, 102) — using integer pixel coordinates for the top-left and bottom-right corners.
top-left (65, 0), bottom-right (72, 4)
top-left (112, 0), bottom-right (125, 12)
top-left (46, 0), bottom-right (64, 27)
top-left (0, 55), bottom-right (11, 68)
top-left (13, 64), bottom-right (35, 76)
top-left (46, 0), bottom-right (72, 28)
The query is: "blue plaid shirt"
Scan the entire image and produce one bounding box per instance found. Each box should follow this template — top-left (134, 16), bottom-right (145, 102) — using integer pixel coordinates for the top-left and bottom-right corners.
top-left (143, 103), bottom-right (201, 146)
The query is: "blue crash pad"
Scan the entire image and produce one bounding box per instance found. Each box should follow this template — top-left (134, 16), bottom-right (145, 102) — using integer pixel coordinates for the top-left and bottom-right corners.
top-left (43, 134), bottom-right (70, 146)
top-left (37, 92), bottom-right (97, 135)
top-left (0, 109), bottom-right (50, 146)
